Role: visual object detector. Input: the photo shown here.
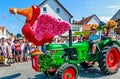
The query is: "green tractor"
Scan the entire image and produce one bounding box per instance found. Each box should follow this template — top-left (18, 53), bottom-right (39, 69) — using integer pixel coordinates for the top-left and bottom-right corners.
top-left (31, 28), bottom-right (120, 79)
top-left (9, 5), bottom-right (120, 79)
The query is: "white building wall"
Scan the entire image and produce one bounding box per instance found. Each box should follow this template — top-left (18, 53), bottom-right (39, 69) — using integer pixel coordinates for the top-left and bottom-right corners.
top-left (40, 0), bottom-right (71, 22)
top-left (0, 30), bottom-right (2, 36)
top-left (0, 29), bottom-right (11, 38)
top-left (71, 24), bottom-right (82, 36)
top-left (87, 16), bottom-right (100, 25)
top-left (0, 31), bottom-right (4, 38)
top-left (6, 31), bottom-right (11, 38)
top-left (71, 24), bottom-right (82, 32)
top-left (0, 29), bottom-right (5, 38)
top-left (4, 28), bottom-right (6, 38)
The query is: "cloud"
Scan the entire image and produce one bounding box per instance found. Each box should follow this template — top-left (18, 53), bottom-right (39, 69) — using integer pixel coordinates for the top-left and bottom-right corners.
top-left (99, 16), bottom-right (112, 22)
top-left (108, 5), bottom-right (120, 9)
top-left (107, 5), bottom-right (120, 13)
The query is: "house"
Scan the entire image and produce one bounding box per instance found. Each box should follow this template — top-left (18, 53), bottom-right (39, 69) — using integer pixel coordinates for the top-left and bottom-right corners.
top-left (77, 14), bottom-right (101, 31)
top-left (39, 0), bottom-right (73, 37)
top-left (71, 22), bottom-right (82, 36)
top-left (71, 14), bottom-right (101, 36)
top-left (0, 26), bottom-right (13, 38)
top-left (39, 0), bottom-right (73, 22)
top-left (111, 9), bottom-right (120, 26)
top-left (111, 9), bottom-right (120, 35)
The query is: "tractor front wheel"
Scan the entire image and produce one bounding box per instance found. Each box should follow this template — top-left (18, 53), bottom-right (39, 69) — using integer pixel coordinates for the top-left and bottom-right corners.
top-left (98, 45), bottom-right (120, 75)
top-left (57, 63), bottom-right (78, 79)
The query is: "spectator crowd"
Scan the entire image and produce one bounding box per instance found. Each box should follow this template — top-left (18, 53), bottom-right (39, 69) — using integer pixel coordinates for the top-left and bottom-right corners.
top-left (0, 37), bottom-right (38, 66)
top-left (0, 36), bottom-right (81, 66)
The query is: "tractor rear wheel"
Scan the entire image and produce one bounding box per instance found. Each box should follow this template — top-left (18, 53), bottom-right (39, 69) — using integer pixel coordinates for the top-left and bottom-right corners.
top-left (57, 63), bottom-right (78, 79)
top-left (98, 45), bottom-right (120, 75)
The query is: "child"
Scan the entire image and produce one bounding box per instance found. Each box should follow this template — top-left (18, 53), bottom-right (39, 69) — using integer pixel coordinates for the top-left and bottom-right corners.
top-left (26, 45), bottom-right (31, 62)
top-left (25, 41), bottom-right (31, 62)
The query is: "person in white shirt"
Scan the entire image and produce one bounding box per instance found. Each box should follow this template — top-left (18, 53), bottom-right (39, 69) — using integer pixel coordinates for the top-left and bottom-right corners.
top-left (1, 38), bottom-right (9, 65)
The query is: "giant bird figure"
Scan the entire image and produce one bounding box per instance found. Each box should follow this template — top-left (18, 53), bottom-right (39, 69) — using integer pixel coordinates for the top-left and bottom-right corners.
top-left (10, 5), bottom-right (70, 45)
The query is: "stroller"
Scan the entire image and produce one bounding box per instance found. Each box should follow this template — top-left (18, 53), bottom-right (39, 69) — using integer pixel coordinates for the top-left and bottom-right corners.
top-left (0, 46), bottom-right (12, 65)
top-left (0, 47), bottom-right (5, 64)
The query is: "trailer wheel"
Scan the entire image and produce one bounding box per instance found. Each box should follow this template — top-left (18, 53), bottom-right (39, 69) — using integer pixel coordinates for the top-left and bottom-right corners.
top-left (98, 45), bottom-right (120, 75)
top-left (57, 63), bottom-right (78, 79)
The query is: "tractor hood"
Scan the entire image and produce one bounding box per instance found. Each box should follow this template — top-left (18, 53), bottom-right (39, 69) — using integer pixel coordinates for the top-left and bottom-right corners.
top-left (46, 41), bottom-right (89, 50)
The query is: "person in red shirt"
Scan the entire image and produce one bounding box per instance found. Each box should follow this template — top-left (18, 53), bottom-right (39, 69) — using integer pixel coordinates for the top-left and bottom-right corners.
top-left (14, 39), bottom-right (21, 63)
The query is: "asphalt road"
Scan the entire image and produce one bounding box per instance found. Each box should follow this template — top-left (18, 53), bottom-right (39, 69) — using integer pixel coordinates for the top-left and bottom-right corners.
top-left (0, 62), bottom-right (120, 79)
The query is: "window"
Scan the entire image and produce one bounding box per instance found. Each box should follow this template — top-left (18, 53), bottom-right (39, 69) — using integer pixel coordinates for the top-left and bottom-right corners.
top-left (72, 26), bottom-right (80, 31)
top-left (56, 8), bottom-right (60, 13)
top-left (43, 7), bottom-right (47, 13)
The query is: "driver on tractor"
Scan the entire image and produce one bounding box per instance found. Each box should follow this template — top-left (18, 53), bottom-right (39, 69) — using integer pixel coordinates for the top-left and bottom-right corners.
top-left (89, 27), bottom-right (100, 57)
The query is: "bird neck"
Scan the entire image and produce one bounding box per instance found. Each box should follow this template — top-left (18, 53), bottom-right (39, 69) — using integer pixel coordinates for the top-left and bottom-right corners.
top-left (26, 5), bottom-right (40, 26)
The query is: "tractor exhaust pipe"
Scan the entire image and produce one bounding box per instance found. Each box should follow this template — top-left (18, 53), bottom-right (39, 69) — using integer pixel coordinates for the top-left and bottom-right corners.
top-left (69, 29), bottom-right (72, 48)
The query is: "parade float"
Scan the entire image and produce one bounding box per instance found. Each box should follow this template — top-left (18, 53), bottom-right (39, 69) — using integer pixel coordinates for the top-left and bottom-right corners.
top-left (10, 5), bottom-right (120, 79)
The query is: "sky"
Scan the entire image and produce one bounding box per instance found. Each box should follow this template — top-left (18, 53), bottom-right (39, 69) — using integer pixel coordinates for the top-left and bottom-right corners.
top-left (0, 0), bottom-right (120, 35)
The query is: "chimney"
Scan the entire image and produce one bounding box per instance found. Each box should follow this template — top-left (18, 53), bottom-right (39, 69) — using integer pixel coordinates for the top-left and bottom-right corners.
top-left (82, 17), bottom-right (85, 21)
top-left (72, 20), bottom-right (75, 23)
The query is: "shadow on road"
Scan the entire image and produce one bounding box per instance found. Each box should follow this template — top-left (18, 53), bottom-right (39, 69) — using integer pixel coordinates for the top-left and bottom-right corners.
top-left (80, 66), bottom-right (105, 78)
top-left (28, 74), bottom-right (57, 79)
top-left (0, 64), bottom-right (11, 67)
top-left (29, 66), bottom-right (105, 79)
top-left (0, 73), bottom-right (21, 79)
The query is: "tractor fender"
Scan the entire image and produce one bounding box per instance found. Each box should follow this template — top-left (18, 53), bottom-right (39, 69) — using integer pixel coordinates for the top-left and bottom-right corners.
top-left (100, 38), bottom-right (120, 49)
top-left (112, 41), bottom-right (120, 52)
top-left (113, 40), bottom-right (120, 47)
top-left (102, 38), bottom-right (120, 46)
top-left (103, 40), bottom-right (120, 50)
top-left (102, 38), bottom-right (111, 45)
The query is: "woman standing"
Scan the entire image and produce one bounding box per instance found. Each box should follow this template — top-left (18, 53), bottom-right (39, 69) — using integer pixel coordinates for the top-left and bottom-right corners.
top-left (1, 38), bottom-right (9, 65)
top-left (7, 39), bottom-right (13, 65)
top-left (14, 39), bottom-right (21, 63)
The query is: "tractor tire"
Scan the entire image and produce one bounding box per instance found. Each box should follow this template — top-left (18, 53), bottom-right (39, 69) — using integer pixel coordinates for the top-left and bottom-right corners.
top-left (98, 45), bottom-right (120, 75)
top-left (80, 62), bottom-right (94, 69)
top-left (57, 63), bottom-right (78, 79)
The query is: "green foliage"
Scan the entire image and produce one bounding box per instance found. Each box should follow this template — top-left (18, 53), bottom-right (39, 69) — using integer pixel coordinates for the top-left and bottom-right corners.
top-left (74, 31), bottom-right (90, 36)
top-left (39, 54), bottom-right (52, 72)
top-left (97, 25), bottom-right (106, 32)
